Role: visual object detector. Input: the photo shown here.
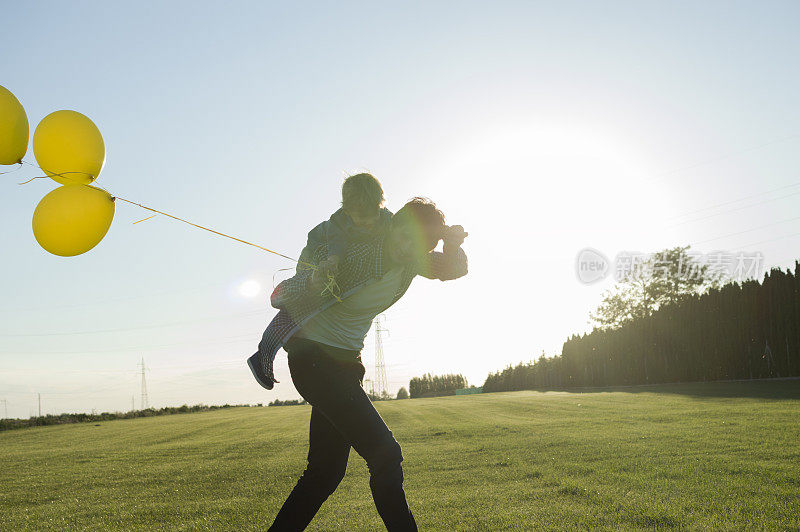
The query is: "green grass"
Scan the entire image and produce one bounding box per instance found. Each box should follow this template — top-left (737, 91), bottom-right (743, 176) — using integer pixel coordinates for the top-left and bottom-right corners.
top-left (2, 380), bottom-right (799, 531)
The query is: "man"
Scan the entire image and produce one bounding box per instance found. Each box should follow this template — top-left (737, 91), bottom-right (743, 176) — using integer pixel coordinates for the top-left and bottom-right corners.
top-left (248, 197), bottom-right (468, 531)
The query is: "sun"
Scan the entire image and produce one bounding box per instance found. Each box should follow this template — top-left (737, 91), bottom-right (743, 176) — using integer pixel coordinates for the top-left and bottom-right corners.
top-left (422, 122), bottom-right (678, 250)
top-left (238, 279), bottom-right (261, 298)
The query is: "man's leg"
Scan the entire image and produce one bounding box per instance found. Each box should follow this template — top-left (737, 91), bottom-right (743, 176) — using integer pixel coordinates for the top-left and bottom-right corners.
top-left (268, 406), bottom-right (350, 531)
top-left (286, 342), bottom-right (417, 531)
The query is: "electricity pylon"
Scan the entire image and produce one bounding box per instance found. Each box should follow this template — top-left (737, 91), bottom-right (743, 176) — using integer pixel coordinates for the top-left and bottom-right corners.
top-left (138, 357), bottom-right (149, 409)
top-left (374, 315), bottom-right (389, 399)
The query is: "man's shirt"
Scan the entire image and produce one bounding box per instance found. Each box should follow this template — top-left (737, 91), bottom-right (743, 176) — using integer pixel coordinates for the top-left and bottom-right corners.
top-left (296, 266), bottom-right (404, 351)
top-left (256, 229), bottom-right (468, 385)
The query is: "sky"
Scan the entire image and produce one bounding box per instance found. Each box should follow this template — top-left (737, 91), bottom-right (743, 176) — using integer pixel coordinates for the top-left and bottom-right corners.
top-left (1, 1), bottom-right (799, 418)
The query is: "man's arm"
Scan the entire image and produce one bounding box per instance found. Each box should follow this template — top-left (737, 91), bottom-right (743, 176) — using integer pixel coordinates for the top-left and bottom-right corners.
top-left (417, 225), bottom-right (469, 281)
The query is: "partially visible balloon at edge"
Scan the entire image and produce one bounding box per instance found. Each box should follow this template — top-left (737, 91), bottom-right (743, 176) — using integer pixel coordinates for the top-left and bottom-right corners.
top-left (32, 184), bottom-right (115, 257)
top-left (0, 85), bottom-right (29, 165)
top-left (33, 110), bottom-right (105, 186)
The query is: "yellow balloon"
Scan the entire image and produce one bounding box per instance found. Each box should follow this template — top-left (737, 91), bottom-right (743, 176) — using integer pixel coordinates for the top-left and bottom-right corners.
top-left (32, 185), bottom-right (115, 257)
top-left (33, 110), bottom-right (105, 185)
top-left (0, 85), bottom-right (29, 165)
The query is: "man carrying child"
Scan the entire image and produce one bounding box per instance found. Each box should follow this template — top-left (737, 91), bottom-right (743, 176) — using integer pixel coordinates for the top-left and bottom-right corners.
top-left (248, 173), bottom-right (468, 531)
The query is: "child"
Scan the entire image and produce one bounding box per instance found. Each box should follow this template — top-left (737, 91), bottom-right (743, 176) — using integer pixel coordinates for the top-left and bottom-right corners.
top-left (298, 173), bottom-right (393, 279)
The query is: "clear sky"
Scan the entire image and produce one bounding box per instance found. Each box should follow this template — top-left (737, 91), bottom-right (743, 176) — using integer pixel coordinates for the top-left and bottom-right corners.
top-left (2, 1), bottom-right (799, 418)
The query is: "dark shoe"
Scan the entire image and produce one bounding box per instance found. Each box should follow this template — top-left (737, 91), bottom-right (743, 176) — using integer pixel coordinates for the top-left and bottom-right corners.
top-left (248, 352), bottom-right (276, 390)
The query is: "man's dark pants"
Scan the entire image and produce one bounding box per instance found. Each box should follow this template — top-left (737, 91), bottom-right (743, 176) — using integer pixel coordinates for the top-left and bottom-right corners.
top-left (268, 337), bottom-right (417, 531)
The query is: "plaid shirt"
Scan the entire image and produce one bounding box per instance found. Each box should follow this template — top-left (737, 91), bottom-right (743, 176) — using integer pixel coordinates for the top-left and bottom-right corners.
top-left (256, 234), bottom-right (468, 384)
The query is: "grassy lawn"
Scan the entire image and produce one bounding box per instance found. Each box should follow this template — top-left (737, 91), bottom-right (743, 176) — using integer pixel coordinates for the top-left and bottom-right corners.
top-left (2, 380), bottom-right (799, 530)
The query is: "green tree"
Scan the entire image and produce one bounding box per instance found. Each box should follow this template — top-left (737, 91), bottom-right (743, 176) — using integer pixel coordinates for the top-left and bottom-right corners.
top-left (396, 387), bottom-right (409, 399)
top-left (591, 246), bottom-right (724, 329)
top-left (409, 373), bottom-right (467, 398)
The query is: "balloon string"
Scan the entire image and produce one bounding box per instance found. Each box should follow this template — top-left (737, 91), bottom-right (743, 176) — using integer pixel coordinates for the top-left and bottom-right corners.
top-left (111, 195), bottom-right (343, 302)
top-left (13, 158), bottom-right (343, 302)
top-left (0, 162), bottom-right (23, 175)
top-left (15, 159), bottom-right (299, 261)
top-left (273, 267), bottom-right (295, 289)
top-left (111, 195), bottom-right (305, 261)
top-left (322, 274), bottom-right (343, 301)
top-left (18, 175), bottom-right (49, 185)
top-left (16, 161), bottom-right (95, 185)
top-left (132, 214), bottom-right (157, 224)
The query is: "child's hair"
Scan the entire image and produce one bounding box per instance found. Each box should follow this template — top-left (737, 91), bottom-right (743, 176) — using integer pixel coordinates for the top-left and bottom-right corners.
top-left (341, 173), bottom-right (385, 214)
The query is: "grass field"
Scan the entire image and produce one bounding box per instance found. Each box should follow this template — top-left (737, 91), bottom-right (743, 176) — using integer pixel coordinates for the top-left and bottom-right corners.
top-left (2, 380), bottom-right (799, 531)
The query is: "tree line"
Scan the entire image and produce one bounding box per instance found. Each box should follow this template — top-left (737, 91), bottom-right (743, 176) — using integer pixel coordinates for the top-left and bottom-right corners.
top-left (484, 262), bottom-right (800, 392)
top-left (409, 373), bottom-right (467, 398)
top-left (0, 403), bottom-right (251, 432)
top-left (268, 398), bottom-right (308, 406)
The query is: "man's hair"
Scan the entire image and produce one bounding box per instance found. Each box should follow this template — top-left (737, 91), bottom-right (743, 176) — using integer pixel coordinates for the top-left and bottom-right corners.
top-left (341, 173), bottom-right (385, 214)
top-left (392, 197), bottom-right (446, 251)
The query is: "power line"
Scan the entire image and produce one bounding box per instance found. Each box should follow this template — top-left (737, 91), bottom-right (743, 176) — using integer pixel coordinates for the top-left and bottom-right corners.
top-left (0, 280), bottom-right (230, 314)
top-left (0, 308), bottom-right (268, 337)
top-left (650, 132), bottom-right (800, 183)
top-left (0, 332), bottom-right (259, 356)
top-left (737, 230), bottom-right (800, 250)
top-left (667, 181), bottom-right (800, 221)
top-left (689, 215), bottom-right (800, 247)
top-left (0, 358), bottom-right (244, 376)
top-left (2, 375), bottom-right (145, 398)
top-left (666, 189), bottom-right (800, 228)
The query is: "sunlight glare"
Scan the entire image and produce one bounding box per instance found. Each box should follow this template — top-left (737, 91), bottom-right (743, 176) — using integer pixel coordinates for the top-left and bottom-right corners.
top-left (425, 123), bottom-right (679, 251)
top-left (238, 279), bottom-right (261, 298)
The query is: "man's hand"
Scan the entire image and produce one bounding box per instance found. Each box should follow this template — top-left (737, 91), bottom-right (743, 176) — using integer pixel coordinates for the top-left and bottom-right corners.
top-left (442, 225), bottom-right (468, 249)
top-left (319, 255), bottom-right (340, 277)
top-left (309, 256), bottom-right (340, 292)
top-left (309, 268), bottom-right (324, 291)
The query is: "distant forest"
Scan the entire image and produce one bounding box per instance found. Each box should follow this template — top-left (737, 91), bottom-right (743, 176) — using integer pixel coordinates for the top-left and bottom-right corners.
top-left (484, 262), bottom-right (800, 392)
top-left (409, 373), bottom-right (468, 398)
top-left (0, 404), bottom-right (250, 432)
